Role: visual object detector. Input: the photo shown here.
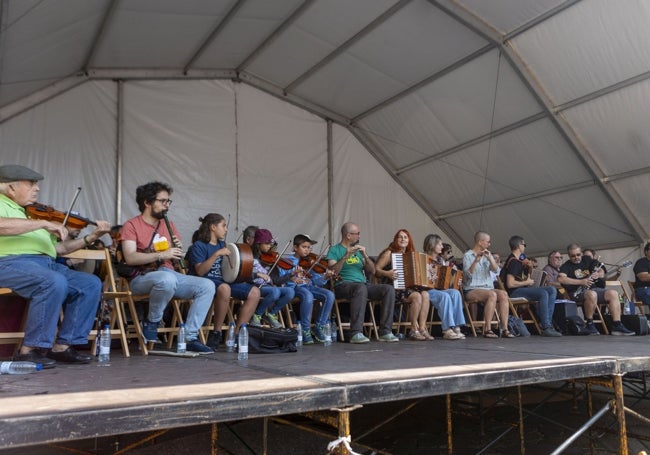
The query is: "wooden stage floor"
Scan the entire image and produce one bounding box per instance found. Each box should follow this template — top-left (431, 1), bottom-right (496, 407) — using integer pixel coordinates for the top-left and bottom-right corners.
top-left (2, 335), bottom-right (650, 450)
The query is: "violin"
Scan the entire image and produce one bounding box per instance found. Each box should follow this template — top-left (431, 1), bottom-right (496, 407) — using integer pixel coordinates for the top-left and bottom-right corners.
top-left (299, 253), bottom-right (329, 274)
top-left (259, 251), bottom-right (294, 270)
top-left (26, 203), bottom-right (97, 231)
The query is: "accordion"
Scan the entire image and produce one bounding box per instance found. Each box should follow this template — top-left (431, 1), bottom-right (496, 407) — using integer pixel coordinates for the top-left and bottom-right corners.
top-left (391, 253), bottom-right (462, 291)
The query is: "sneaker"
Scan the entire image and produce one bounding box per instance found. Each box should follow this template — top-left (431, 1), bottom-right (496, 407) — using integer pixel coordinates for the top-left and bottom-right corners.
top-left (379, 332), bottom-right (399, 342)
top-left (206, 330), bottom-right (222, 350)
top-left (541, 327), bottom-right (562, 337)
top-left (186, 339), bottom-right (215, 354)
top-left (312, 324), bottom-right (326, 343)
top-left (611, 322), bottom-right (635, 336)
top-left (443, 328), bottom-right (463, 340)
top-left (142, 319), bottom-right (160, 343)
top-left (350, 333), bottom-right (370, 344)
top-left (302, 329), bottom-right (314, 345)
top-left (585, 321), bottom-right (600, 335)
top-left (250, 313), bottom-right (262, 327)
top-left (263, 312), bottom-right (283, 329)
top-left (452, 327), bottom-right (466, 339)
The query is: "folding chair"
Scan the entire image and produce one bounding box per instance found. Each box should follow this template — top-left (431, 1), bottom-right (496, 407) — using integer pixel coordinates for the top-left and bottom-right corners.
top-left (627, 281), bottom-right (647, 314)
top-left (460, 292), bottom-right (501, 337)
top-left (0, 288), bottom-right (28, 350)
top-left (559, 285), bottom-right (609, 335)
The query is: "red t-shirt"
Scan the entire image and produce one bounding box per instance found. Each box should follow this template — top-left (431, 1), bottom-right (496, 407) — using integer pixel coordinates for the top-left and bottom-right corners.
top-left (121, 215), bottom-right (181, 271)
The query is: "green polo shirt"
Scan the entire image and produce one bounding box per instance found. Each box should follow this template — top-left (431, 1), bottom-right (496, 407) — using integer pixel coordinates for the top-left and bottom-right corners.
top-left (0, 194), bottom-right (57, 258)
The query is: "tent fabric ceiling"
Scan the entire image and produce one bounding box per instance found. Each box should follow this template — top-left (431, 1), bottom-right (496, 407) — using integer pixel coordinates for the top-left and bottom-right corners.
top-left (0, 0), bottom-right (648, 253)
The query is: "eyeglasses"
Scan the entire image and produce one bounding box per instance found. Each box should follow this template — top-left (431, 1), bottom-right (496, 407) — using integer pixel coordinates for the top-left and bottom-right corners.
top-left (569, 253), bottom-right (582, 258)
top-left (154, 198), bottom-right (172, 205)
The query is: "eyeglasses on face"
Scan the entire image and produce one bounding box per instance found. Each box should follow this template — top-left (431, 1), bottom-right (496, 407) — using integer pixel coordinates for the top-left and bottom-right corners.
top-left (154, 198), bottom-right (173, 205)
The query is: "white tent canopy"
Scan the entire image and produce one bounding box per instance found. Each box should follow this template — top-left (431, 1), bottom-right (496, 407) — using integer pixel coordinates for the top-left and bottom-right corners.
top-left (0, 0), bottom-right (648, 264)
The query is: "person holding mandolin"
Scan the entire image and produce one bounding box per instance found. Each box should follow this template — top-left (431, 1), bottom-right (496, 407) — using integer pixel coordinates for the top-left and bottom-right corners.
top-left (121, 181), bottom-right (215, 353)
top-left (0, 164), bottom-right (111, 367)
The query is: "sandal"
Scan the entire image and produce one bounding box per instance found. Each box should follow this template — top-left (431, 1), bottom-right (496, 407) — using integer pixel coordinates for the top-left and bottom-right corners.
top-left (483, 330), bottom-right (499, 339)
top-left (409, 330), bottom-right (426, 341)
top-left (500, 329), bottom-right (516, 338)
top-left (420, 329), bottom-right (435, 340)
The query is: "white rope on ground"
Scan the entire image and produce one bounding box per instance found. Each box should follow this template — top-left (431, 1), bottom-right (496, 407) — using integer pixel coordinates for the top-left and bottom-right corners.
top-left (326, 435), bottom-right (363, 455)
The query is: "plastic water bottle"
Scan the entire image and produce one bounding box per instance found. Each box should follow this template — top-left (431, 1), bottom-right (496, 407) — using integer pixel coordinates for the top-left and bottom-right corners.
top-left (296, 321), bottom-right (303, 347)
top-left (226, 322), bottom-right (236, 353)
top-left (98, 324), bottom-right (111, 364)
top-left (177, 323), bottom-right (186, 353)
top-left (324, 321), bottom-right (332, 346)
top-left (0, 361), bottom-right (42, 374)
top-left (330, 317), bottom-right (338, 343)
top-left (238, 323), bottom-right (249, 361)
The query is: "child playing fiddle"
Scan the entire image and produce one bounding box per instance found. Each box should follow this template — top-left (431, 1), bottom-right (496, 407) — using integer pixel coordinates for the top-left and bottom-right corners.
top-left (187, 213), bottom-right (259, 349)
top-left (276, 234), bottom-right (335, 344)
top-left (250, 228), bottom-right (295, 328)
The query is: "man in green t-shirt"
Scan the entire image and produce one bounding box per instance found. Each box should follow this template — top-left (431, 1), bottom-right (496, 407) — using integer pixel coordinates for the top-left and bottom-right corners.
top-left (326, 222), bottom-right (398, 344)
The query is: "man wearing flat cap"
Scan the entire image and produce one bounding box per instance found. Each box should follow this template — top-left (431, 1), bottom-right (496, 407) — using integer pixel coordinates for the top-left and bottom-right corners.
top-left (0, 164), bottom-right (110, 367)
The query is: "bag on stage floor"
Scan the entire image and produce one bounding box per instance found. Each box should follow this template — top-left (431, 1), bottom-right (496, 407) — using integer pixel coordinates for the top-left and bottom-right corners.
top-left (566, 315), bottom-right (591, 336)
top-left (507, 315), bottom-right (531, 337)
top-left (604, 314), bottom-right (648, 336)
top-left (247, 326), bottom-right (298, 354)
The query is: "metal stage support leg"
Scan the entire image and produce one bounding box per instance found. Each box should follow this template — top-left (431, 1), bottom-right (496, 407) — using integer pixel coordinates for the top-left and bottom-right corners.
top-left (210, 423), bottom-right (218, 455)
top-left (517, 385), bottom-right (525, 455)
top-left (263, 417), bottom-right (268, 455)
top-left (446, 394), bottom-right (453, 455)
top-left (613, 375), bottom-right (629, 455)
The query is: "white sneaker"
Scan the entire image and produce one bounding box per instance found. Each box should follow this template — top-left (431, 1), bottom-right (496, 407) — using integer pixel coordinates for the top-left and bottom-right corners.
top-left (453, 327), bottom-right (466, 339)
top-left (443, 328), bottom-right (463, 340)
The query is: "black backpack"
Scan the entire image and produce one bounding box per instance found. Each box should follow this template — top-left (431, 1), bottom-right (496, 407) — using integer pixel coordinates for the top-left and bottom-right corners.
top-left (566, 315), bottom-right (591, 335)
top-left (247, 326), bottom-right (298, 354)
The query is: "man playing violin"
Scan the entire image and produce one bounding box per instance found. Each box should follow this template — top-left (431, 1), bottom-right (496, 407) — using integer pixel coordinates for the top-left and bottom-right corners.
top-left (501, 235), bottom-right (561, 337)
top-left (0, 165), bottom-right (111, 367)
top-left (326, 222), bottom-right (398, 343)
top-left (121, 181), bottom-right (215, 353)
top-left (275, 234), bottom-right (334, 344)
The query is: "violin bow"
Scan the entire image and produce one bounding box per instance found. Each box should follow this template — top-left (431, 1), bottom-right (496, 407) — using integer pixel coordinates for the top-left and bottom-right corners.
top-left (304, 243), bottom-right (331, 276)
top-left (61, 187), bottom-right (82, 228)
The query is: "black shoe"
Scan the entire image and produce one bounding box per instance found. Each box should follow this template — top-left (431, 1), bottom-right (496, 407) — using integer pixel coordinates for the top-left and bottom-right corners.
top-left (46, 347), bottom-right (92, 364)
top-left (13, 349), bottom-right (57, 369)
top-left (206, 330), bottom-right (222, 350)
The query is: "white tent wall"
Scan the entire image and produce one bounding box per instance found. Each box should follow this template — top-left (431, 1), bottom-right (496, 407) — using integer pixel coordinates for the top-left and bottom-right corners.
top-left (0, 80), bottom-right (117, 227)
top-left (0, 79), bottom-right (453, 257)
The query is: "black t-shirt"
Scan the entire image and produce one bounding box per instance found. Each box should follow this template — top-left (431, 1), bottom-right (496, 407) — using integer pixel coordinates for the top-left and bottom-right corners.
top-left (633, 257), bottom-right (650, 288)
top-left (559, 257), bottom-right (604, 293)
top-left (502, 253), bottom-right (526, 295)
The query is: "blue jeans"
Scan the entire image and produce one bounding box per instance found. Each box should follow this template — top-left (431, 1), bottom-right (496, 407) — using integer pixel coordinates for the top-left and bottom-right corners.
top-left (255, 285), bottom-right (295, 316)
top-left (635, 287), bottom-right (650, 307)
top-left (129, 268), bottom-right (215, 341)
top-left (0, 255), bottom-right (101, 348)
top-left (428, 289), bottom-right (465, 331)
top-left (294, 285), bottom-right (335, 327)
top-left (511, 286), bottom-right (557, 329)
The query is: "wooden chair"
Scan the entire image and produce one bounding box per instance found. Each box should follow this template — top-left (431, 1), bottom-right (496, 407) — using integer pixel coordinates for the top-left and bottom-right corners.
top-left (460, 292), bottom-right (500, 337)
top-left (627, 281), bottom-right (647, 314)
top-left (0, 288), bottom-right (28, 349)
top-left (62, 248), bottom-right (148, 356)
top-left (606, 280), bottom-right (642, 315)
top-left (558, 285), bottom-right (609, 335)
top-left (495, 278), bottom-right (542, 335)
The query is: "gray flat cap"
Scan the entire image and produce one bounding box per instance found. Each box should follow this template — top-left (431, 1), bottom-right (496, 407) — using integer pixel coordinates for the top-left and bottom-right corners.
top-left (0, 165), bottom-right (44, 183)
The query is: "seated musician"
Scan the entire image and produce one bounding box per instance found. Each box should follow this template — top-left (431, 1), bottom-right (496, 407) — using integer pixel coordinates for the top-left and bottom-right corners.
top-left (633, 242), bottom-right (650, 307)
top-left (462, 231), bottom-right (511, 338)
top-left (0, 165), bottom-right (111, 367)
top-left (276, 234), bottom-right (335, 344)
top-left (242, 225), bottom-right (258, 247)
top-left (423, 234), bottom-right (467, 340)
top-left (327, 222), bottom-right (397, 343)
top-left (375, 229), bottom-right (433, 341)
top-left (249, 228), bottom-right (295, 328)
top-left (558, 243), bottom-right (633, 336)
top-left (187, 213), bottom-right (259, 349)
top-left (502, 236), bottom-right (561, 337)
top-left (121, 181), bottom-right (215, 353)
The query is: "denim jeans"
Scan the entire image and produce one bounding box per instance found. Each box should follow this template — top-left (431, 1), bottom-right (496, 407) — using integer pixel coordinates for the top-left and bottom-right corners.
top-left (428, 289), bottom-right (465, 330)
top-left (129, 267), bottom-right (215, 341)
top-left (294, 285), bottom-right (335, 327)
top-left (635, 287), bottom-right (650, 307)
top-left (511, 286), bottom-right (557, 329)
top-left (255, 285), bottom-right (294, 316)
top-left (0, 254), bottom-right (101, 348)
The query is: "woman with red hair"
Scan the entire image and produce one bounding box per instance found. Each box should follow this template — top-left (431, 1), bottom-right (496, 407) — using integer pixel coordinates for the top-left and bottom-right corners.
top-left (375, 229), bottom-right (433, 340)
